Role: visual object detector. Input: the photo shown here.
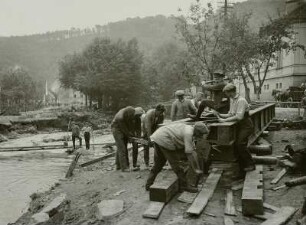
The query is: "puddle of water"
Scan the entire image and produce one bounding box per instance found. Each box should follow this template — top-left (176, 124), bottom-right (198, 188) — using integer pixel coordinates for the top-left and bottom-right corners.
top-left (0, 158), bottom-right (70, 224)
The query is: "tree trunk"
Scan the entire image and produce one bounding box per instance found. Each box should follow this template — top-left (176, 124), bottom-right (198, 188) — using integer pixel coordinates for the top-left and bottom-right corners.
top-left (240, 68), bottom-right (251, 103)
top-left (89, 95), bottom-right (92, 108)
top-left (255, 87), bottom-right (261, 100)
top-left (85, 94), bottom-right (88, 107)
top-left (98, 96), bottom-right (102, 109)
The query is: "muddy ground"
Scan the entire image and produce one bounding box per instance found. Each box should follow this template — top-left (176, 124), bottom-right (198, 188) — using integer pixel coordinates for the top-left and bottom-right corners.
top-left (10, 127), bottom-right (306, 225)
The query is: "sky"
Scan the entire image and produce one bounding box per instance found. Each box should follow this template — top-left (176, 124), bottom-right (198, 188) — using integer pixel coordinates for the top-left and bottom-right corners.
top-left (0, 0), bottom-right (246, 37)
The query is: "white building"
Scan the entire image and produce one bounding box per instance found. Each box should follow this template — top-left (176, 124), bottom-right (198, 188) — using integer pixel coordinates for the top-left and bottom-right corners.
top-left (239, 0), bottom-right (306, 101)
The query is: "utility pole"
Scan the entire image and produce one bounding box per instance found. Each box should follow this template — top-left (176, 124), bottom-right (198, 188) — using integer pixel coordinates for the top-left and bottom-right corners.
top-left (218, 0), bottom-right (234, 18)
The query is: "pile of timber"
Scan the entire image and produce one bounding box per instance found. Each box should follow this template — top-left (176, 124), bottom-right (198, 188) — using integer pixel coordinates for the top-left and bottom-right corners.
top-left (268, 119), bottom-right (306, 130)
top-left (248, 137), bottom-right (272, 156)
top-left (143, 169), bottom-right (223, 219)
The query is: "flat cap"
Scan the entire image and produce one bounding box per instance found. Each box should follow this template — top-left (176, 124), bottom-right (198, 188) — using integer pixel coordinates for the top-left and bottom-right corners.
top-left (213, 70), bottom-right (225, 77)
top-left (175, 90), bottom-right (185, 96)
top-left (134, 107), bottom-right (145, 115)
top-left (223, 83), bottom-right (236, 92)
top-left (194, 122), bottom-right (209, 134)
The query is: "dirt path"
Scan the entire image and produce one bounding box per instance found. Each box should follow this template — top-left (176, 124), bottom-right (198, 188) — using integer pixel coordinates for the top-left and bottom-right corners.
top-left (11, 129), bottom-right (306, 225)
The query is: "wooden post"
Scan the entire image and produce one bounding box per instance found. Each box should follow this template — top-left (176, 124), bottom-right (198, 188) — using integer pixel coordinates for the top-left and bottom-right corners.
top-left (65, 152), bottom-right (82, 178)
top-left (149, 173), bottom-right (179, 203)
top-left (242, 165), bottom-right (264, 215)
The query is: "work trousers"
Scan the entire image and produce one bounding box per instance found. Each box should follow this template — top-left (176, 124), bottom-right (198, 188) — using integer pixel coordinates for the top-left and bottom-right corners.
top-left (72, 134), bottom-right (82, 149)
top-left (146, 144), bottom-right (188, 188)
top-left (84, 132), bottom-right (90, 150)
top-left (132, 142), bottom-right (141, 167)
top-left (112, 128), bottom-right (129, 171)
top-left (235, 117), bottom-right (255, 170)
top-left (142, 132), bottom-right (150, 166)
top-left (195, 100), bottom-right (229, 119)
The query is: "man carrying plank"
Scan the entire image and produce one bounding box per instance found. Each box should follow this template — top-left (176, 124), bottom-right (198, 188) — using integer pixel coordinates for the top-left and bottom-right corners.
top-left (145, 122), bottom-right (208, 193)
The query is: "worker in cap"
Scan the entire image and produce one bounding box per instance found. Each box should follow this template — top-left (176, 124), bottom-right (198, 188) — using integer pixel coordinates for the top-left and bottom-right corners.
top-left (189, 70), bottom-right (229, 120)
top-left (214, 83), bottom-right (255, 172)
top-left (171, 90), bottom-right (197, 121)
top-left (111, 106), bottom-right (145, 172)
top-left (175, 90), bottom-right (185, 96)
top-left (145, 121), bottom-right (209, 193)
top-left (134, 107), bottom-right (145, 116)
top-left (69, 120), bottom-right (82, 150)
top-left (142, 104), bottom-right (166, 168)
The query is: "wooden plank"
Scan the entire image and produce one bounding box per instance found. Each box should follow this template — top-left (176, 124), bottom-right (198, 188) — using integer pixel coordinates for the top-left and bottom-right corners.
top-left (80, 152), bottom-right (115, 167)
top-left (272, 185), bottom-right (286, 191)
top-left (177, 192), bottom-right (198, 204)
top-left (186, 169), bottom-right (223, 216)
top-left (224, 217), bottom-right (235, 225)
top-left (225, 190), bottom-right (236, 216)
top-left (149, 173), bottom-right (179, 203)
top-left (260, 206), bottom-right (297, 225)
top-left (252, 156), bottom-right (278, 165)
top-left (253, 212), bottom-right (274, 220)
top-left (65, 152), bottom-right (82, 178)
top-left (129, 137), bottom-right (149, 146)
top-left (248, 145), bottom-right (272, 156)
top-left (271, 168), bottom-right (287, 184)
top-left (263, 203), bottom-right (280, 212)
top-left (142, 202), bottom-right (165, 219)
top-left (242, 165), bottom-right (264, 215)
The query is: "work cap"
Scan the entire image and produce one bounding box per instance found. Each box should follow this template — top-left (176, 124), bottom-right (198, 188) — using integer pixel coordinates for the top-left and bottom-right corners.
top-left (213, 70), bottom-right (225, 77)
top-left (194, 122), bottom-right (209, 134)
top-left (155, 104), bottom-right (165, 112)
top-left (223, 83), bottom-right (236, 92)
top-left (175, 90), bottom-right (185, 96)
top-left (134, 107), bottom-right (145, 116)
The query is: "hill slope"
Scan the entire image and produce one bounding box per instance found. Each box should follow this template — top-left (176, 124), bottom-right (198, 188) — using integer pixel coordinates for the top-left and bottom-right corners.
top-left (0, 0), bottom-right (285, 84)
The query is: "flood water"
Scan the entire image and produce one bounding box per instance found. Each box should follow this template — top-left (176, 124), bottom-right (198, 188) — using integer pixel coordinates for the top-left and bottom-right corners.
top-left (0, 132), bottom-right (114, 225)
top-left (0, 156), bottom-right (71, 224)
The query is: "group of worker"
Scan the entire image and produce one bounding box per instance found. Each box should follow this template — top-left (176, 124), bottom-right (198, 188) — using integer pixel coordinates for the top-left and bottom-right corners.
top-left (109, 70), bottom-right (256, 193)
top-left (69, 121), bottom-right (93, 150)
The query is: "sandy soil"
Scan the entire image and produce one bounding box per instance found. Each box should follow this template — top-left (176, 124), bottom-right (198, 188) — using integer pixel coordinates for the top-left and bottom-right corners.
top-left (9, 128), bottom-right (306, 225)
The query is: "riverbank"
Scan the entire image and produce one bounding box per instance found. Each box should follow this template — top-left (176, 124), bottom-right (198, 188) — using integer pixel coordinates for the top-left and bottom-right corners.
top-left (10, 129), bottom-right (306, 225)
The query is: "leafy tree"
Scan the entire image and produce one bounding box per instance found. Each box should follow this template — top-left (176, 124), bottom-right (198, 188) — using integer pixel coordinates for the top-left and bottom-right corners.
top-left (245, 16), bottom-right (305, 99)
top-left (176, 1), bottom-right (224, 80)
top-left (59, 37), bottom-right (143, 110)
top-left (141, 42), bottom-right (197, 103)
top-left (0, 66), bottom-right (39, 113)
top-left (176, 0), bottom-right (305, 101)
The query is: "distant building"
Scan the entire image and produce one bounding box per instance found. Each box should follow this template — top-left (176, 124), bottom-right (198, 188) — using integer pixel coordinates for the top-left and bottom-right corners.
top-left (45, 79), bottom-right (85, 107)
top-left (239, 0), bottom-right (306, 101)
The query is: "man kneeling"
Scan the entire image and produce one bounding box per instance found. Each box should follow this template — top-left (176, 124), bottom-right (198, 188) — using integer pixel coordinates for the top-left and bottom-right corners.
top-left (145, 122), bottom-right (208, 193)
